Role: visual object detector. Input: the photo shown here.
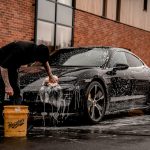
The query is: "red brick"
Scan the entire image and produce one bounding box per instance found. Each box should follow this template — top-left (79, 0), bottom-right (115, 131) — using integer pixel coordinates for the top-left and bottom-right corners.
top-left (0, 0), bottom-right (35, 47)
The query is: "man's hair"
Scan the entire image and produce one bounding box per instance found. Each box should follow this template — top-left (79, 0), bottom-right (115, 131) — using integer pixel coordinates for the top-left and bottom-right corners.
top-left (36, 44), bottom-right (49, 63)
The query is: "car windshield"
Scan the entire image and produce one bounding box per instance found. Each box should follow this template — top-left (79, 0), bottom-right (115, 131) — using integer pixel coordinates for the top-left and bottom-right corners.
top-left (49, 47), bottom-right (109, 67)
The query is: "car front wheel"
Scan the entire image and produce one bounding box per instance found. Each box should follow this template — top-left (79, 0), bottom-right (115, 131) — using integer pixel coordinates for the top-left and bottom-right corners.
top-left (84, 81), bottom-right (106, 124)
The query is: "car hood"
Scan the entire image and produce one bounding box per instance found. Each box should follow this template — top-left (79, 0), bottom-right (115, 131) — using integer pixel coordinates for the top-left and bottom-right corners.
top-left (20, 66), bottom-right (98, 92)
top-left (52, 66), bottom-right (94, 77)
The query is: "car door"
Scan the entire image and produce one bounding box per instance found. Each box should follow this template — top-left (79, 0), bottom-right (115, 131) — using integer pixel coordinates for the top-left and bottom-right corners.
top-left (106, 50), bottom-right (133, 111)
top-left (107, 51), bottom-right (132, 96)
top-left (125, 52), bottom-right (150, 105)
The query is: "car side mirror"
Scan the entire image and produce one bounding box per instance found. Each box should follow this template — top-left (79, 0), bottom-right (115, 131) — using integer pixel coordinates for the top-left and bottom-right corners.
top-left (113, 63), bottom-right (129, 71)
top-left (106, 63), bottom-right (129, 75)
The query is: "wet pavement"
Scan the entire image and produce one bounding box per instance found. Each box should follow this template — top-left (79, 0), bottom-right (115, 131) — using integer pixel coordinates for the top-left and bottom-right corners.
top-left (1, 111), bottom-right (150, 150)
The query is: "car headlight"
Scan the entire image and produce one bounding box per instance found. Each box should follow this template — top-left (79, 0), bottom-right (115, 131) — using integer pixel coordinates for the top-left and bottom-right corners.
top-left (59, 76), bottom-right (78, 84)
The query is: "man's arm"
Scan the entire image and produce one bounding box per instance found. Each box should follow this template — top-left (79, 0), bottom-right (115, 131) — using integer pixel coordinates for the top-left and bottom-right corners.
top-left (0, 66), bottom-right (14, 96)
top-left (43, 61), bottom-right (58, 83)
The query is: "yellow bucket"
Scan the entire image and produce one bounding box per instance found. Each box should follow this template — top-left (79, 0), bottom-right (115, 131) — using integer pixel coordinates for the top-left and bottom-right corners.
top-left (3, 105), bottom-right (29, 137)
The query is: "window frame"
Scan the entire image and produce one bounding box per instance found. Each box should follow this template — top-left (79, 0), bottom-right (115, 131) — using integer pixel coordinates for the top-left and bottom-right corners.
top-left (116, 0), bottom-right (121, 22)
top-left (143, 0), bottom-right (148, 11)
top-left (102, 0), bottom-right (108, 18)
top-left (35, 0), bottom-right (74, 51)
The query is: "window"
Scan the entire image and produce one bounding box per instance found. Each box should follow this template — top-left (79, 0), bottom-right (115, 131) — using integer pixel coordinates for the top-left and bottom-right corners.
top-left (57, 5), bottom-right (73, 26)
top-left (108, 52), bottom-right (128, 68)
top-left (49, 48), bottom-right (109, 67)
top-left (125, 53), bottom-right (144, 67)
top-left (143, 0), bottom-right (148, 11)
top-left (37, 0), bottom-right (55, 22)
top-left (56, 25), bottom-right (72, 49)
top-left (36, 0), bottom-right (73, 52)
top-left (116, 0), bottom-right (121, 21)
top-left (37, 21), bottom-right (55, 51)
top-left (102, 0), bottom-right (107, 17)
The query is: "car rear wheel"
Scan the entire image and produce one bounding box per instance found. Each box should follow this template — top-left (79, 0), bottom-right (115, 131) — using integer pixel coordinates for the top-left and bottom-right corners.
top-left (84, 81), bottom-right (106, 124)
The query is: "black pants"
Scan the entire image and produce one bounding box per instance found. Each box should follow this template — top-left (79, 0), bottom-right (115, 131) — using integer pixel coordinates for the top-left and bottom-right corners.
top-left (0, 68), bottom-right (22, 104)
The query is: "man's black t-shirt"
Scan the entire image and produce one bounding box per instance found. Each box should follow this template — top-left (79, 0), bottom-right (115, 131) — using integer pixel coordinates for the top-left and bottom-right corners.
top-left (0, 41), bottom-right (38, 69)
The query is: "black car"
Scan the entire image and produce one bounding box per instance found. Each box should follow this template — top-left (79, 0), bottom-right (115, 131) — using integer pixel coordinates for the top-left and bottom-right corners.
top-left (20, 46), bottom-right (150, 124)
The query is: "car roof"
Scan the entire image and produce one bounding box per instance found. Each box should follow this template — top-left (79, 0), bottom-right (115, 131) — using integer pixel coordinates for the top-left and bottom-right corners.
top-left (57, 46), bottom-right (140, 61)
top-left (59, 46), bottom-right (111, 50)
top-left (58, 46), bottom-right (131, 53)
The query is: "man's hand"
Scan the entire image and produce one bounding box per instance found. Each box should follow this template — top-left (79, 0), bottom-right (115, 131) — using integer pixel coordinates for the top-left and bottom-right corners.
top-left (0, 66), bottom-right (14, 96)
top-left (43, 62), bottom-right (59, 84)
top-left (49, 75), bottom-right (58, 83)
top-left (43, 75), bottom-right (58, 86)
top-left (5, 86), bottom-right (14, 96)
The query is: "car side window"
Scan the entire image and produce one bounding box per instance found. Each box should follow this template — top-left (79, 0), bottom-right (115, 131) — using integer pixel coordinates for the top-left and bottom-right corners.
top-left (108, 51), bottom-right (128, 68)
top-left (125, 52), bottom-right (144, 67)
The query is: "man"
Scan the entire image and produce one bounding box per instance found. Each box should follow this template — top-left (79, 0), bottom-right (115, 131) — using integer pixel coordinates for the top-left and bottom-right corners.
top-left (0, 41), bottom-right (58, 104)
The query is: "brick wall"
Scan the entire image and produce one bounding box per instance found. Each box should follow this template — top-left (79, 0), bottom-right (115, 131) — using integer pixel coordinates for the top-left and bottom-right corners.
top-left (0, 0), bottom-right (35, 47)
top-left (73, 10), bottom-right (150, 66)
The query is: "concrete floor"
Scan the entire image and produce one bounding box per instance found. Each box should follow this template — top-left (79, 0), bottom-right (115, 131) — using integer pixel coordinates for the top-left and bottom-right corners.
top-left (1, 111), bottom-right (150, 150)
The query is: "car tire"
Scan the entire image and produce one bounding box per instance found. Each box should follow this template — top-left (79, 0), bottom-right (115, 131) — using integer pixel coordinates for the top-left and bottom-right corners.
top-left (84, 81), bottom-right (106, 124)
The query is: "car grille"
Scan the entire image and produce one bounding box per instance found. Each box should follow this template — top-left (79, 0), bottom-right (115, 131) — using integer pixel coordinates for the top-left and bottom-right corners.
top-left (22, 83), bottom-right (82, 114)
